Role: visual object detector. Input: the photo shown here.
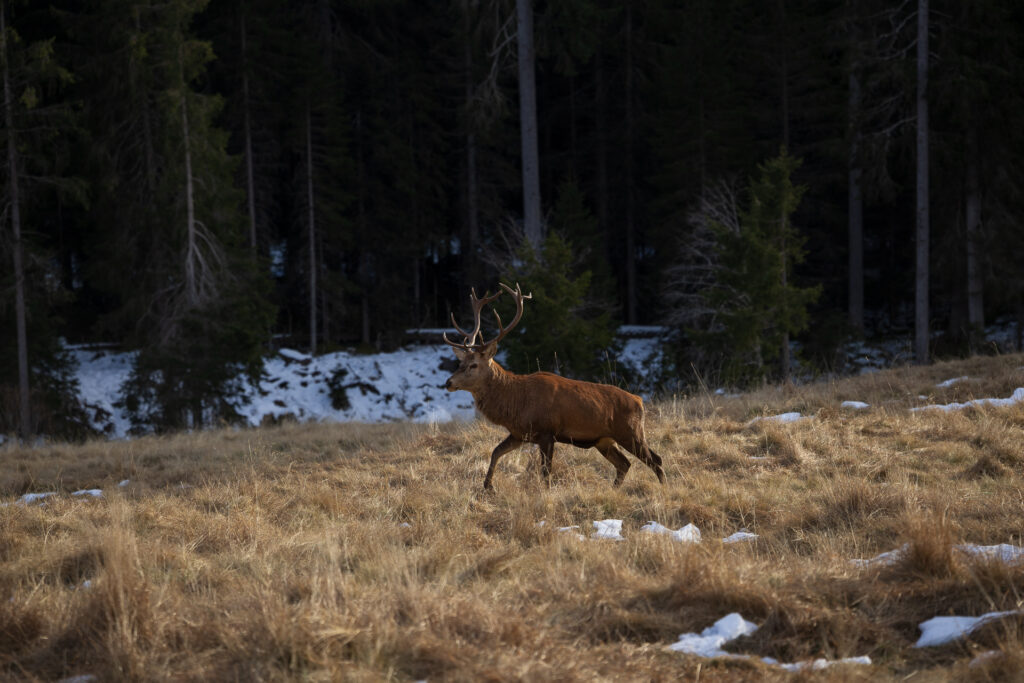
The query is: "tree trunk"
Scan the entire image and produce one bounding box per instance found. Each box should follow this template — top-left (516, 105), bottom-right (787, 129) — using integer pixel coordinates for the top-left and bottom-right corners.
top-left (2, 0), bottom-right (30, 438)
top-left (780, 197), bottom-right (791, 382)
top-left (848, 69), bottom-right (864, 333)
top-left (516, 0), bottom-right (542, 245)
top-left (181, 69), bottom-right (198, 307)
top-left (594, 54), bottom-right (609, 235)
top-left (133, 8), bottom-right (156, 194)
top-left (779, 0), bottom-right (790, 148)
top-left (241, 12), bottom-right (257, 253)
top-left (306, 102), bottom-right (317, 355)
top-left (463, 8), bottom-right (480, 287)
top-left (965, 127), bottom-right (983, 338)
top-left (624, 0), bottom-right (637, 324)
top-left (914, 0), bottom-right (929, 364)
top-left (779, 0), bottom-right (790, 380)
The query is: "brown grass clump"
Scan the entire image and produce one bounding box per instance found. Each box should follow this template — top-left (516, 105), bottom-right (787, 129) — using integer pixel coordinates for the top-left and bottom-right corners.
top-left (1, 352), bottom-right (1023, 680)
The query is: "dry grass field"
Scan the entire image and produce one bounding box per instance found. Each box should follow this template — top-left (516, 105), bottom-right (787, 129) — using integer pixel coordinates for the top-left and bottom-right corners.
top-left (3, 353), bottom-right (1024, 681)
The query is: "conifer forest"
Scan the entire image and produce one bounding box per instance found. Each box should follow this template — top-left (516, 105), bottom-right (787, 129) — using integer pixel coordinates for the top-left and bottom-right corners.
top-left (3, 0), bottom-right (1024, 437)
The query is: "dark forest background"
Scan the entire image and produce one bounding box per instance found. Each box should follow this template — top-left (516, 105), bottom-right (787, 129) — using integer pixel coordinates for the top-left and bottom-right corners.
top-left (3, 0), bottom-right (1024, 437)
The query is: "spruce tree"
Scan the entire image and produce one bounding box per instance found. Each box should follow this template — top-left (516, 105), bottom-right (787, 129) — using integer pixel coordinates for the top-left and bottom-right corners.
top-left (82, 0), bottom-right (276, 432)
top-left (498, 185), bottom-right (615, 380)
top-left (691, 149), bottom-right (820, 384)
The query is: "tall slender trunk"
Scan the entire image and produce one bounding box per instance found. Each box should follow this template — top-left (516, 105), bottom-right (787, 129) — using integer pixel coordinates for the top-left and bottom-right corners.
top-left (780, 213), bottom-right (791, 382)
top-left (2, 1), bottom-right (30, 438)
top-left (463, 8), bottom-right (479, 287)
top-left (181, 70), bottom-right (198, 306)
top-left (355, 110), bottom-right (370, 346)
top-left (134, 9), bottom-right (155, 194)
top-left (778, 0), bottom-right (791, 380)
top-left (516, 0), bottom-right (542, 245)
top-left (624, 0), bottom-right (637, 324)
top-left (594, 54), bottom-right (609, 234)
top-left (779, 0), bottom-right (790, 149)
top-left (848, 70), bottom-right (864, 333)
top-left (965, 126), bottom-right (983, 338)
top-left (914, 0), bottom-right (929, 364)
top-left (306, 102), bottom-right (317, 355)
top-left (241, 12), bottom-right (257, 252)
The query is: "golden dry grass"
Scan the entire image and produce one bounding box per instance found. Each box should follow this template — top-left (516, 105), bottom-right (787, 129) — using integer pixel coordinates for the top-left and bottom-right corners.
top-left (2, 353), bottom-right (1024, 681)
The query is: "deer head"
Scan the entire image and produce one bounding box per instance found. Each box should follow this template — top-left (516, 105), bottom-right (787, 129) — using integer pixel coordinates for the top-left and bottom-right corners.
top-left (443, 282), bottom-right (531, 393)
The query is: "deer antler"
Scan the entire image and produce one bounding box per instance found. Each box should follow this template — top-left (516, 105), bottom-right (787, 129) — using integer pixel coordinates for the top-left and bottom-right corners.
top-left (443, 287), bottom-right (503, 350)
top-left (487, 282), bottom-right (532, 345)
top-left (442, 282), bottom-right (532, 351)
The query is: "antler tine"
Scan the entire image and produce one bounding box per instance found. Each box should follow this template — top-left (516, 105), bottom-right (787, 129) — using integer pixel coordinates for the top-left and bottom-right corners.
top-left (488, 281), bottom-right (532, 345)
top-left (449, 286), bottom-right (505, 348)
top-left (442, 330), bottom-right (469, 350)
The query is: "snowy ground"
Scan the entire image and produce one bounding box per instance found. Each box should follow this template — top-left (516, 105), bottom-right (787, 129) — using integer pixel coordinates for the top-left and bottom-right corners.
top-left (67, 335), bottom-right (664, 438)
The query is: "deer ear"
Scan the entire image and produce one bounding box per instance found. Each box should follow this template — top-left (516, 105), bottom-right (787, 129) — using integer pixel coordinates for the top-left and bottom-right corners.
top-left (480, 341), bottom-right (499, 360)
top-left (452, 347), bottom-right (469, 361)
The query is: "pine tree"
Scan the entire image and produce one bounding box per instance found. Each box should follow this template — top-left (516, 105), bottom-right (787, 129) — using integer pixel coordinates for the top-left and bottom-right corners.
top-left (499, 220), bottom-right (615, 381)
top-left (690, 149), bottom-right (820, 384)
top-left (79, 0), bottom-right (277, 432)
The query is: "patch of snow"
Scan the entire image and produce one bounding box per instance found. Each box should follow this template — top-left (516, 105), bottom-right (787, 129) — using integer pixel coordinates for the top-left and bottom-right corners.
top-left (912, 387), bottom-right (1024, 414)
top-left (841, 400), bottom-right (870, 409)
top-left (278, 348), bottom-right (310, 362)
top-left (398, 522), bottom-right (411, 529)
top-left (770, 656), bottom-right (873, 672)
top-left (16, 492), bottom-right (58, 506)
top-left (746, 412), bottom-right (806, 426)
top-left (640, 521), bottom-right (701, 544)
top-left (57, 676), bottom-right (98, 683)
top-left (592, 519), bottom-right (626, 541)
top-left (118, 479), bottom-right (130, 487)
top-left (937, 376), bottom-right (968, 388)
top-left (915, 611), bottom-right (1022, 648)
top-left (850, 544), bottom-right (908, 568)
top-left (722, 531), bottom-right (759, 544)
top-left (852, 542), bottom-right (1024, 568)
top-left (72, 489), bottom-right (103, 498)
top-left (668, 613), bottom-right (759, 658)
top-left (667, 613), bottom-right (871, 671)
top-left (957, 543), bottom-right (1024, 564)
top-left (557, 525), bottom-right (586, 541)
top-left (67, 348), bottom-right (136, 437)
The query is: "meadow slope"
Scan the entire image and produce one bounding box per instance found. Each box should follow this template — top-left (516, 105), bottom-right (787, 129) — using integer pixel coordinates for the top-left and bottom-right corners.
top-left (2, 354), bottom-right (1024, 681)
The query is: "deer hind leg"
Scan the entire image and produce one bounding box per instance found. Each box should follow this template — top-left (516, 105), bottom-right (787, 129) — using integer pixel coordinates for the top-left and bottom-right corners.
top-left (483, 434), bottom-right (523, 491)
top-left (618, 426), bottom-right (666, 484)
top-left (536, 434), bottom-right (555, 486)
top-left (595, 438), bottom-right (631, 487)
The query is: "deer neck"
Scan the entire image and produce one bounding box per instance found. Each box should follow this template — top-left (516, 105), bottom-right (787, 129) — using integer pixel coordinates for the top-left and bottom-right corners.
top-left (472, 361), bottom-right (520, 428)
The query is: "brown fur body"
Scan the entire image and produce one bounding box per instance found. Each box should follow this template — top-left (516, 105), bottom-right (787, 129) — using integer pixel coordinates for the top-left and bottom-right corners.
top-left (446, 353), bottom-right (666, 490)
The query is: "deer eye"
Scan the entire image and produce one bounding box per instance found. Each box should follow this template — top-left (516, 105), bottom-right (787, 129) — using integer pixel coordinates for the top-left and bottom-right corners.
top-left (469, 363), bottom-right (478, 369)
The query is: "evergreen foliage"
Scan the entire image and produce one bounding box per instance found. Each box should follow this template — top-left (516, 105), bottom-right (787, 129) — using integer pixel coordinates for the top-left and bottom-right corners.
top-left (690, 149), bottom-right (821, 383)
top-left (499, 222), bottom-right (615, 381)
top-left (1, 0), bottom-right (1024, 436)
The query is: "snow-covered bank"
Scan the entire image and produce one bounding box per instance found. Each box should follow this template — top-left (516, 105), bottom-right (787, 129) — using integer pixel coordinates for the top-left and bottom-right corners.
top-left (69, 337), bottom-right (663, 438)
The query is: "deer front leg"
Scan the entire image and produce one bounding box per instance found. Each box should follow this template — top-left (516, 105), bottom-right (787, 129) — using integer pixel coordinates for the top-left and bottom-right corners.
top-left (483, 434), bottom-right (523, 491)
top-left (537, 434), bottom-right (555, 486)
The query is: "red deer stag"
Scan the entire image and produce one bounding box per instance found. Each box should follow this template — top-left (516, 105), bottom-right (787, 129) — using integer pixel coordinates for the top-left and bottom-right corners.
top-left (443, 283), bottom-right (666, 490)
